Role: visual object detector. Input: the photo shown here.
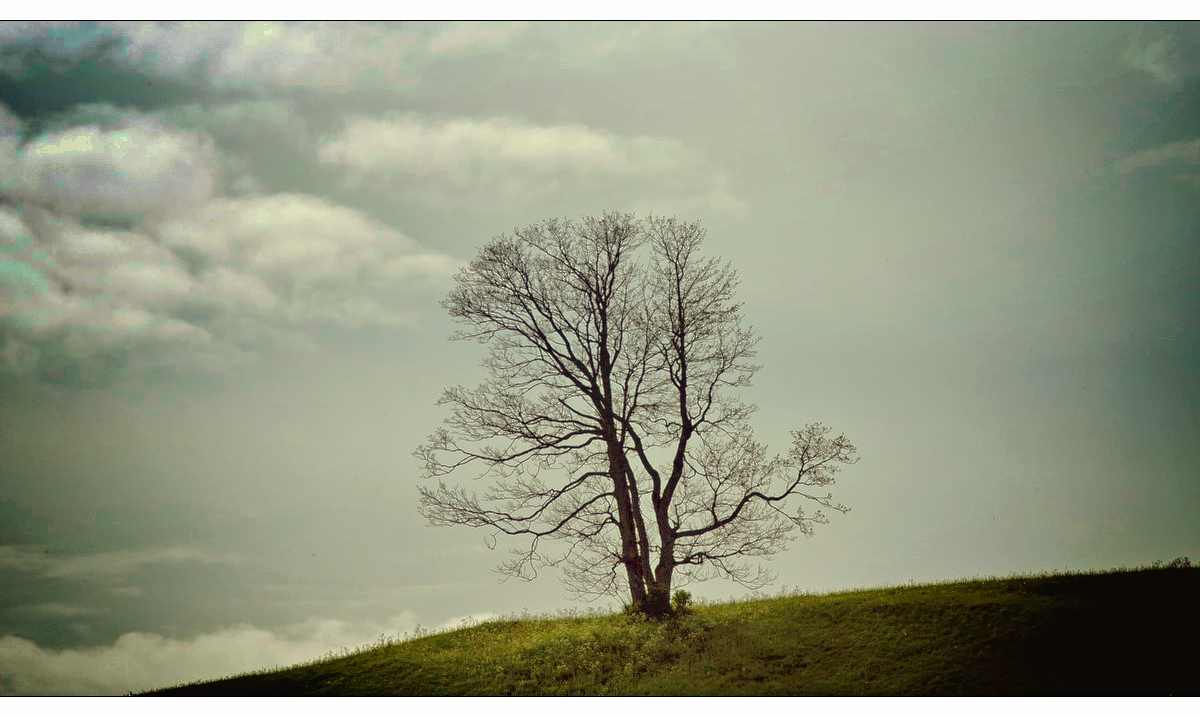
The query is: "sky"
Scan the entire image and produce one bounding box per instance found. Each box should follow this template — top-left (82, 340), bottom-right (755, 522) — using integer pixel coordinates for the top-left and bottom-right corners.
top-left (0, 19), bottom-right (1198, 697)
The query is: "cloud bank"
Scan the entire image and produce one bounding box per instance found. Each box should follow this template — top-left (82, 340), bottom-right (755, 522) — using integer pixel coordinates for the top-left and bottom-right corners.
top-left (0, 22), bottom-right (724, 96)
top-left (1, 23), bottom-right (739, 389)
top-left (0, 607), bottom-right (501, 695)
top-left (0, 102), bottom-right (458, 387)
top-left (0, 612), bottom-right (419, 695)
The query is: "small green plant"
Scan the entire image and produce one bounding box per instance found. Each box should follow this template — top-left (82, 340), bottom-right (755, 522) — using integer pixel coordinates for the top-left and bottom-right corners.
top-left (671, 590), bottom-right (693, 615)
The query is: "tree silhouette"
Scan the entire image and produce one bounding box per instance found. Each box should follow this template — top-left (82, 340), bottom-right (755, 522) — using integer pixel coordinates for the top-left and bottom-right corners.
top-left (417, 212), bottom-right (857, 616)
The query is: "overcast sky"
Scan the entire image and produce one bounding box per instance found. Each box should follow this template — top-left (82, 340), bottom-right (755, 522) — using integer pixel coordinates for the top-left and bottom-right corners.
top-left (1, 19), bottom-right (1198, 696)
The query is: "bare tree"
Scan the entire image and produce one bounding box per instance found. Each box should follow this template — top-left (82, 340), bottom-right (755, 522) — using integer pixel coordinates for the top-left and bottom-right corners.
top-left (417, 212), bottom-right (857, 616)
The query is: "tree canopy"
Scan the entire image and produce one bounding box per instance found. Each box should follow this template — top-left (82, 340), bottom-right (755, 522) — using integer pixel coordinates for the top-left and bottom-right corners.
top-left (417, 212), bottom-right (857, 615)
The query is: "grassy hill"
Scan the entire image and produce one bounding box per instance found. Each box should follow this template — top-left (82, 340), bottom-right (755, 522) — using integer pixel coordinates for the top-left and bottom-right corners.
top-left (140, 564), bottom-right (1199, 696)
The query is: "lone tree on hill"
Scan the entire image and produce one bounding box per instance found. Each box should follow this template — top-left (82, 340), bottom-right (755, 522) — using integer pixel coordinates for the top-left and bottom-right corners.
top-left (417, 212), bottom-right (857, 616)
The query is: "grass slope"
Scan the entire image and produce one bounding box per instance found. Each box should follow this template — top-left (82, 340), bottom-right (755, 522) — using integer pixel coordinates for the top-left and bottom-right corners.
top-left (141, 566), bottom-right (1199, 696)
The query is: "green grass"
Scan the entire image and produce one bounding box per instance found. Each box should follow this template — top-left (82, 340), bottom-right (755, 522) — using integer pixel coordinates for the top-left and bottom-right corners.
top-left (139, 564), bottom-right (1199, 696)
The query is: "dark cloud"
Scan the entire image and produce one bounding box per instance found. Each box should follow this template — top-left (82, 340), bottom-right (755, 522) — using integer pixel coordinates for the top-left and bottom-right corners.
top-left (0, 24), bottom-right (199, 131)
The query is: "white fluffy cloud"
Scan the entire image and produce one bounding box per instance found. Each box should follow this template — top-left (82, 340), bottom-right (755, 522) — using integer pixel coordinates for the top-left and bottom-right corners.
top-left (0, 96), bottom-right (735, 389)
top-left (0, 612), bottom-right (422, 695)
top-left (93, 21), bottom-right (432, 94)
top-left (2, 22), bottom-right (726, 97)
top-left (321, 115), bottom-right (688, 177)
top-left (0, 21), bottom-right (424, 94)
top-left (0, 191), bottom-right (458, 383)
top-left (2, 118), bottom-right (216, 216)
top-left (319, 113), bottom-right (742, 212)
top-left (154, 193), bottom-right (459, 328)
top-left (2, 206), bottom-right (214, 379)
top-left (0, 95), bottom-right (459, 385)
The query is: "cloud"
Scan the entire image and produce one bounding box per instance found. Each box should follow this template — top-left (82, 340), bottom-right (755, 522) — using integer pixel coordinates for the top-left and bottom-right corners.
top-left (103, 21), bottom-right (429, 94)
top-left (0, 103), bottom-right (21, 142)
top-left (153, 193), bottom-right (460, 329)
top-left (0, 21), bottom-right (418, 94)
top-left (0, 612), bottom-right (421, 695)
top-left (40, 101), bottom-right (289, 200)
top-left (429, 21), bottom-right (528, 55)
top-left (0, 21), bottom-right (119, 50)
top-left (1112, 139), bottom-right (1200, 188)
top-left (0, 22), bottom-right (732, 100)
top-left (0, 545), bottom-right (243, 585)
top-left (20, 602), bottom-right (104, 618)
top-left (1, 206), bottom-right (218, 381)
top-left (2, 168), bottom-right (457, 385)
top-left (1121, 22), bottom-right (1200, 87)
top-left (0, 108), bottom-right (23, 189)
top-left (1113, 139), bottom-right (1200, 173)
top-left (159, 99), bottom-right (310, 150)
top-left (1124, 33), bottom-right (1180, 84)
top-left (320, 114), bottom-right (688, 177)
top-left (208, 22), bottom-right (425, 93)
top-left (1, 116), bottom-right (217, 216)
top-left (542, 21), bottom-right (728, 64)
top-left (91, 21), bottom-right (243, 76)
top-left (319, 113), bottom-right (741, 212)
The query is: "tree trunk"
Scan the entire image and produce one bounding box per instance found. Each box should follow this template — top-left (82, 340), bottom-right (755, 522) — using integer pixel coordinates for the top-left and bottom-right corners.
top-left (639, 583), bottom-right (672, 617)
top-left (601, 423), bottom-right (649, 610)
top-left (639, 542), bottom-right (676, 617)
